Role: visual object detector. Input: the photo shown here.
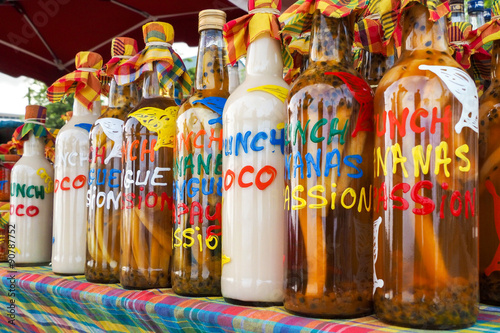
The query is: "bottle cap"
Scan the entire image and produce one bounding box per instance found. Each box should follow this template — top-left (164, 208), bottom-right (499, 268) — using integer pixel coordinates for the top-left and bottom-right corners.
top-left (468, 0), bottom-right (484, 13)
top-left (199, 9), bottom-right (226, 32)
top-left (449, 0), bottom-right (463, 4)
top-left (25, 105), bottom-right (47, 124)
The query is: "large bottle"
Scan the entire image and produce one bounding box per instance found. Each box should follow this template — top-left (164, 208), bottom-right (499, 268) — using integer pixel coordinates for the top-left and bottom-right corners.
top-left (172, 10), bottom-right (228, 296)
top-left (479, 39), bottom-right (500, 305)
top-left (10, 105), bottom-right (54, 265)
top-left (48, 51), bottom-right (103, 274)
top-left (117, 22), bottom-right (191, 289)
top-left (222, 0), bottom-right (288, 305)
top-left (284, 9), bottom-right (374, 318)
top-left (373, 3), bottom-right (478, 329)
top-left (86, 37), bottom-right (139, 283)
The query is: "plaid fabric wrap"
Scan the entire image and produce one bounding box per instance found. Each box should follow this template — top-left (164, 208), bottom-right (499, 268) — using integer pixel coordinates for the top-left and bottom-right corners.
top-left (379, 0), bottom-right (449, 49)
top-left (47, 51), bottom-right (104, 110)
top-left (101, 37), bottom-right (138, 77)
top-left (280, 0), bottom-right (368, 40)
top-left (115, 22), bottom-right (192, 96)
top-left (12, 105), bottom-right (55, 145)
top-left (223, 0), bottom-right (283, 66)
top-left (355, 15), bottom-right (386, 54)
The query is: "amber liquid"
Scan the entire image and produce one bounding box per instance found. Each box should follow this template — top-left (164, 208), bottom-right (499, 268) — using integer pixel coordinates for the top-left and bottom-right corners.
top-left (86, 84), bottom-right (138, 283)
top-left (479, 40), bottom-right (500, 305)
top-left (373, 4), bottom-right (478, 329)
top-left (285, 13), bottom-right (373, 318)
top-left (120, 96), bottom-right (176, 289)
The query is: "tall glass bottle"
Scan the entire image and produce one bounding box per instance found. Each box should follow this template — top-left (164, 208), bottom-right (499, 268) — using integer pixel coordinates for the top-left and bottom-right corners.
top-left (479, 39), bottom-right (500, 305)
top-left (86, 37), bottom-right (139, 283)
top-left (50, 51), bottom-right (102, 275)
top-left (222, 0), bottom-right (288, 305)
top-left (120, 22), bottom-right (178, 289)
top-left (373, 3), bottom-right (478, 329)
top-left (285, 10), bottom-right (374, 318)
top-left (10, 105), bottom-right (53, 265)
top-left (172, 10), bottom-right (228, 296)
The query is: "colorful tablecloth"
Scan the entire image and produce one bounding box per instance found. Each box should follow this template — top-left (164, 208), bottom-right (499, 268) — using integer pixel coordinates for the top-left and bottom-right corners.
top-left (1, 263), bottom-right (500, 333)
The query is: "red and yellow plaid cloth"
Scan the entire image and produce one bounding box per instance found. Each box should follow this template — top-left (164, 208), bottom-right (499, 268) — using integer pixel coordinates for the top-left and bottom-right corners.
top-left (47, 51), bottom-right (104, 110)
top-left (378, 0), bottom-right (449, 49)
top-left (101, 37), bottom-right (138, 77)
top-left (280, 0), bottom-right (368, 40)
top-left (224, 0), bottom-right (289, 68)
top-left (115, 22), bottom-right (191, 96)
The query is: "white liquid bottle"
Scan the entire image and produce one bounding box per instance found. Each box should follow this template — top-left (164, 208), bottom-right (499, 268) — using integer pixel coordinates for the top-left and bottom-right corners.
top-left (222, 0), bottom-right (289, 304)
top-left (48, 51), bottom-right (103, 274)
top-left (10, 105), bottom-right (54, 265)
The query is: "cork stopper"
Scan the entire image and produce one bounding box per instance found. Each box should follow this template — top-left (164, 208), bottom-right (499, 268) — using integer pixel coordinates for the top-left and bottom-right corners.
top-left (25, 105), bottom-right (47, 124)
top-left (199, 9), bottom-right (226, 32)
top-left (143, 22), bottom-right (174, 44)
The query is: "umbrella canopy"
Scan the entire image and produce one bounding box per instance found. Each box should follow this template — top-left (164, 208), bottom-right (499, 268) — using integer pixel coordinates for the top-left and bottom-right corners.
top-left (0, 0), bottom-right (247, 85)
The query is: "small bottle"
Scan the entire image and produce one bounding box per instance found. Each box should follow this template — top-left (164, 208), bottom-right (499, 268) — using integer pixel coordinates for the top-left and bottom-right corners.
top-left (86, 37), bottom-right (139, 283)
top-left (485, 7), bottom-right (492, 23)
top-left (479, 39), bottom-right (500, 305)
top-left (284, 8), bottom-right (374, 318)
top-left (48, 51), bottom-right (103, 275)
top-left (450, 0), bottom-right (466, 23)
top-left (10, 105), bottom-right (54, 265)
top-left (373, 3), bottom-right (478, 329)
top-left (117, 22), bottom-right (191, 289)
top-left (0, 155), bottom-right (20, 201)
top-left (360, 50), bottom-right (395, 91)
top-left (172, 9), bottom-right (228, 296)
top-left (228, 62), bottom-right (240, 94)
top-left (222, 0), bottom-right (288, 305)
top-left (468, 0), bottom-right (486, 29)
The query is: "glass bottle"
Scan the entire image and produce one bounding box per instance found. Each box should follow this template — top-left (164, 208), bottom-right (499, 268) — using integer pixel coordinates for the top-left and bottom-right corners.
top-left (373, 3), bottom-right (478, 329)
top-left (172, 10), bottom-right (228, 296)
top-left (469, 0), bottom-right (486, 29)
top-left (120, 23), bottom-right (177, 289)
top-left (0, 155), bottom-right (20, 201)
top-left (9, 106), bottom-right (53, 265)
top-left (222, 5), bottom-right (289, 305)
top-left (52, 98), bottom-right (101, 274)
top-left (86, 37), bottom-right (139, 283)
top-left (285, 10), bottom-right (374, 318)
top-left (360, 50), bottom-right (395, 91)
top-left (479, 39), bottom-right (500, 305)
top-left (450, 0), bottom-right (466, 23)
top-left (228, 62), bottom-right (240, 94)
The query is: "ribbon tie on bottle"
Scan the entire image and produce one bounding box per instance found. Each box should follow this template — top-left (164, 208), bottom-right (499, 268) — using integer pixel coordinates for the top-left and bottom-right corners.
top-left (47, 51), bottom-right (105, 110)
top-left (354, 12), bottom-right (388, 55)
top-left (114, 22), bottom-right (192, 97)
top-left (224, 0), bottom-right (293, 73)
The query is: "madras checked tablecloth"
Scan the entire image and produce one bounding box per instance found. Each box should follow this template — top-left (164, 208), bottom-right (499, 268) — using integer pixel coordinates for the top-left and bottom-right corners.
top-left (1, 263), bottom-right (500, 333)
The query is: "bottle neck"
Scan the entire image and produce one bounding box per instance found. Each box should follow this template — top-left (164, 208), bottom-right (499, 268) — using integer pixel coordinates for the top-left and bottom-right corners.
top-left (108, 78), bottom-right (139, 109)
top-left (73, 98), bottom-right (101, 117)
top-left (469, 11), bottom-right (485, 30)
top-left (491, 40), bottom-right (500, 80)
top-left (143, 61), bottom-right (174, 98)
top-left (450, 2), bottom-right (465, 23)
top-left (310, 11), bottom-right (353, 66)
top-left (401, 3), bottom-right (449, 53)
top-left (195, 29), bottom-right (228, 93)
top-left (246, 34), bottom-right (283, 77)
top-left (22, 132), bottom-right (45, 157)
